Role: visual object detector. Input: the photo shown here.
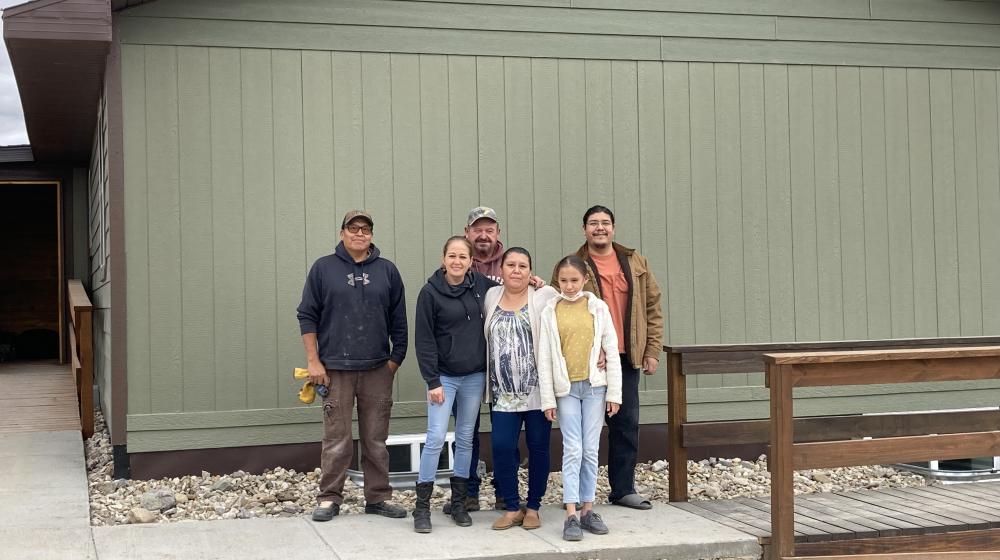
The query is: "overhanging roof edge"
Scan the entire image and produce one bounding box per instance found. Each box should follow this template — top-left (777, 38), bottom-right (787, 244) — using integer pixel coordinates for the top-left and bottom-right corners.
top-left (3, 0), bottom-right (111, 163)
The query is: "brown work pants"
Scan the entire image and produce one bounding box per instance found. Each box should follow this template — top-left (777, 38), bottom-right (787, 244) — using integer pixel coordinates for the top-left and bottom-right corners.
top-left (317, 363), bottom-right (394, 505)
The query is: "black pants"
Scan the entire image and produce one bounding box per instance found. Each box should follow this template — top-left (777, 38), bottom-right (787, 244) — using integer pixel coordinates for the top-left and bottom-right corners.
top-left (606, 356), bottom-right (640, 502)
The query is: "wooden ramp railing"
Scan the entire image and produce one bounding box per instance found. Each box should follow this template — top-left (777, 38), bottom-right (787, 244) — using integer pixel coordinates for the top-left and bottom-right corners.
top-left (766, 346), bottom-right (1000, 560)
top-left (67, 279), bottom-right (94, 438)
top-left (665, 336), bottom-right (1000, 503)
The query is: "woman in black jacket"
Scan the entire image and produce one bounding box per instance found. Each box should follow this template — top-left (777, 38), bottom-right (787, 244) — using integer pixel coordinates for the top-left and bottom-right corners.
top-left (411, 236), bottom-right (496, 533)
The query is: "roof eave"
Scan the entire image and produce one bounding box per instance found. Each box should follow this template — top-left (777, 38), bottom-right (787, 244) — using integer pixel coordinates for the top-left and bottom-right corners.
top-left (3, 0), bottom-right (111, 164)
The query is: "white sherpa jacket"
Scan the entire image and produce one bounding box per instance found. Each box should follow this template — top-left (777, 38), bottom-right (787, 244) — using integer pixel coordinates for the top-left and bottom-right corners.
top-left (537, 291), bottom-right (623, 411)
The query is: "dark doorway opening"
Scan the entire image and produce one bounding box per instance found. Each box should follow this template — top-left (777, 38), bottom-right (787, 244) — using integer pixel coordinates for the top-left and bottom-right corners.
top-left (0, 182), bottom-right (61, 362)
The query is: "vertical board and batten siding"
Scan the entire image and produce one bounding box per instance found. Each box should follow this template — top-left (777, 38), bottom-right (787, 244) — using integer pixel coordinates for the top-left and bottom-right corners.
top-left (88, 89), bottom-right (113, 426)
top-left (118, 0), bottom-right (1000, 451)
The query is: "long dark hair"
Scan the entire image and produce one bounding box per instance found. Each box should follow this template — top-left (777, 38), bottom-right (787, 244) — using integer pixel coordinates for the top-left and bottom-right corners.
top-left (555, 254), bottom-right (588, 278)
top-left (502, 246), bottom-right (532, 269)
top-left (442, 235), bottom-right (473, 256)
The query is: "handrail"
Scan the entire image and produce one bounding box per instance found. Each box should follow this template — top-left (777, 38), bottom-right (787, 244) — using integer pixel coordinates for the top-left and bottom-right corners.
top-left (67, 279), bottom-right (94, 438)
top-left (664, 336), bottom-right (1000, 502)
top-left (765, 346), bottom-right (1000, 560)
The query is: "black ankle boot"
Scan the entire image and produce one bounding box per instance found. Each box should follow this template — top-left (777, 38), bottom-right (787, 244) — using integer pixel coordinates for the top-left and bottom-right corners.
top-left (449, 476), bottom-right (472, 527)
top-left (413, 482), bottom-right (433, 533)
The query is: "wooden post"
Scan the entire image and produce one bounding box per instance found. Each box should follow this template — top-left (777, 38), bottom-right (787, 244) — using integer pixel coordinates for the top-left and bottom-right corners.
top-left (769, 362), bottom-right (795, 560)
top-left (667, 350), bottom-right (688, 502)
top-left (67, 279), bottom-right (94, 439)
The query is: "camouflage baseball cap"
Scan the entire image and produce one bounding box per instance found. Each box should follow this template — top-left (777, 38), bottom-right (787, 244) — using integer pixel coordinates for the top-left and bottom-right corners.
top-left (467, 206), bottom-right (498, 227)
top-left (341, 210), bottom-right (373, 229)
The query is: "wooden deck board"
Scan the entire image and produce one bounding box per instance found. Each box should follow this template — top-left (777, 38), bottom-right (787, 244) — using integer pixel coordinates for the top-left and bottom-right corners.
top-left (691, 497), bottom-right (809, 541)
top-left (746, 496), bottom-right (880, 539)
top-left (873, 488), bottom-right (996, 529)
top-left (833, 490), bottom-right (974, 532)
top-left (680, 481), bottom-right (1000, 551)
top-left (0, 360), bottom-right (81, 434)
top-left (812, 493), bottom-right (943, 534)
top-left (897, 486), bottom-right (1000, 522)
top-left (938, 482), bottom-right (1000, 508)
top-left (946, 481), bottom-right (1000, 500)
top-left (673, 501), bottom-right (773, 539)
top-left (791, 494), bottom-right (907, 537)
top-left (735, 496), bottom-right (862, 541)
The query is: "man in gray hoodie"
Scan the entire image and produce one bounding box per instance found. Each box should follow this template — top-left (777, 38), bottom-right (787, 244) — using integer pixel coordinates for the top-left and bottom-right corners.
top-left (298, 210), bottom-right (408, 522)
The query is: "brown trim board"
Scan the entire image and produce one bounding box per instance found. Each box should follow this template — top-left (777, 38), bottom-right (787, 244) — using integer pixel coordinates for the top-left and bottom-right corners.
top-left (129, 422), bottom-right (762, 479)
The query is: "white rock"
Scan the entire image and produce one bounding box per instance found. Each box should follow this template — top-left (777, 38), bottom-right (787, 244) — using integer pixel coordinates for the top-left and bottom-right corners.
top-left (129, 508), bottom-right (157, 524)
top-left (812, 472), bottom-right (832, 484)
top-left (85, 407), bottom-right (926, 526)
top-left (211, 478), bottom-right (235, 492)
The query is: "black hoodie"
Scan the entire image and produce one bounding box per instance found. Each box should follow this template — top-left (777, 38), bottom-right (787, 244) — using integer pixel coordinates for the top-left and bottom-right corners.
top-left (414, 269), bottom-right (497, 389)
top-left (297, 242), bottom-right (407, 371)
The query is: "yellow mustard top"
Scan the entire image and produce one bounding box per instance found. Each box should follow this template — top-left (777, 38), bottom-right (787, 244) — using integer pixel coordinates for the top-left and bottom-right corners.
top-left (555, 298), bottom-right (594, 382)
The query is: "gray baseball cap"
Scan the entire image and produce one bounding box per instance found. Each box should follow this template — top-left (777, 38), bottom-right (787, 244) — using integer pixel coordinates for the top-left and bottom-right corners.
top-left (341, 210), bottom-right (373, 229)
top-left (467, 206), bottom-right (498, 227)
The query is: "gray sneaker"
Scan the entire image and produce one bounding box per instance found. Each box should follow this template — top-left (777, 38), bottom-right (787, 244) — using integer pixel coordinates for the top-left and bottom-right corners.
top-left (562, 515), bottom-right (583, 541)
top-left (580, 510), bottom-right (609, 534)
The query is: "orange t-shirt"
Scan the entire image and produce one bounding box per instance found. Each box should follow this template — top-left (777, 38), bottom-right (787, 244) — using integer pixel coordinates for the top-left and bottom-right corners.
top-left (590, 251), bottom-right (628, 353)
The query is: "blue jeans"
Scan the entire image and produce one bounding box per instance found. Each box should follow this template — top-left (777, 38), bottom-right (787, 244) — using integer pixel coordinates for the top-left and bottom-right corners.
top-left (418, 372), bottom-right (486, 483)
top-left (558, 380), bottom-right (606, 505)
top-left (452, 400), bottom-right (483, 497)
top-left (491, 409), bottom-right (551, 511)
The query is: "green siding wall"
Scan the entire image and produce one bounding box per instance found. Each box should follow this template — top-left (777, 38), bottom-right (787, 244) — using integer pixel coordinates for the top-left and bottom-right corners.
top-left (119, 0), bottom-right (1000, 452)
top-left (118, 0), bottom-right (1000, 69)
top-left (89, 89), bottom-right (113, 432)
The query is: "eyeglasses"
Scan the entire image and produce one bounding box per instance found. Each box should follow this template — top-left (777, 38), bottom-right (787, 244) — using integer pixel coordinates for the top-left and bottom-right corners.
top-left (345, 224), bottom-right (373, 235)
top-left (586, 220), bottom-right (613, 228)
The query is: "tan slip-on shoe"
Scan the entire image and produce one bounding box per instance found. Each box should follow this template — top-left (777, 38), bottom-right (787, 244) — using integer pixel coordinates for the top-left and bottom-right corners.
top-left (491, 509), bottom-right (526, 530)
top-left (521, 509), bottom-right (541, 530)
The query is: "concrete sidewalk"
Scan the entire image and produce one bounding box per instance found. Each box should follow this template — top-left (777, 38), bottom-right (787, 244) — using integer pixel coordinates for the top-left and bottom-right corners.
top-left (0, 430), bottom-right (97, 560)
top-left (0, 429), bottom-right (761, 560)
top-left (92, 504), bottom-right (761, 560)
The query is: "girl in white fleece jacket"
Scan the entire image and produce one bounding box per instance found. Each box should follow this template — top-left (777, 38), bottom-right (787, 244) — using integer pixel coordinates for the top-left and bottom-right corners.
top-left (538, 255), bottom-right (622, 541)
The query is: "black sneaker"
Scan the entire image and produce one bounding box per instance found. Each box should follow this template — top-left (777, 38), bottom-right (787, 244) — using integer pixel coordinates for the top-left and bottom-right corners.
top-left (365, 501), bottom-right (407, 518)
top-left (563, 515), bottom-right (583, 541)
top-left (580, 510), bottom-right (609, 534)
top-left (312, 502), bottom-right (340, 522)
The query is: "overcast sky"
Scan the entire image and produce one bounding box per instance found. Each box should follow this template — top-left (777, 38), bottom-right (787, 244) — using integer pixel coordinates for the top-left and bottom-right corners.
top-left (1, 0), bottom-right (30, 146)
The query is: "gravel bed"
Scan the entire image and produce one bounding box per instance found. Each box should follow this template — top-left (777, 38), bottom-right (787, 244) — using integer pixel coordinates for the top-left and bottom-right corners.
top-left (86, 410), bottom-right (927, 526)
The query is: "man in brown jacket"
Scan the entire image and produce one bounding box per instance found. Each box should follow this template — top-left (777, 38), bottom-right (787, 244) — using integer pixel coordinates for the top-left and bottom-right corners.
top-left (553, 205), bottom-right (664, 510)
